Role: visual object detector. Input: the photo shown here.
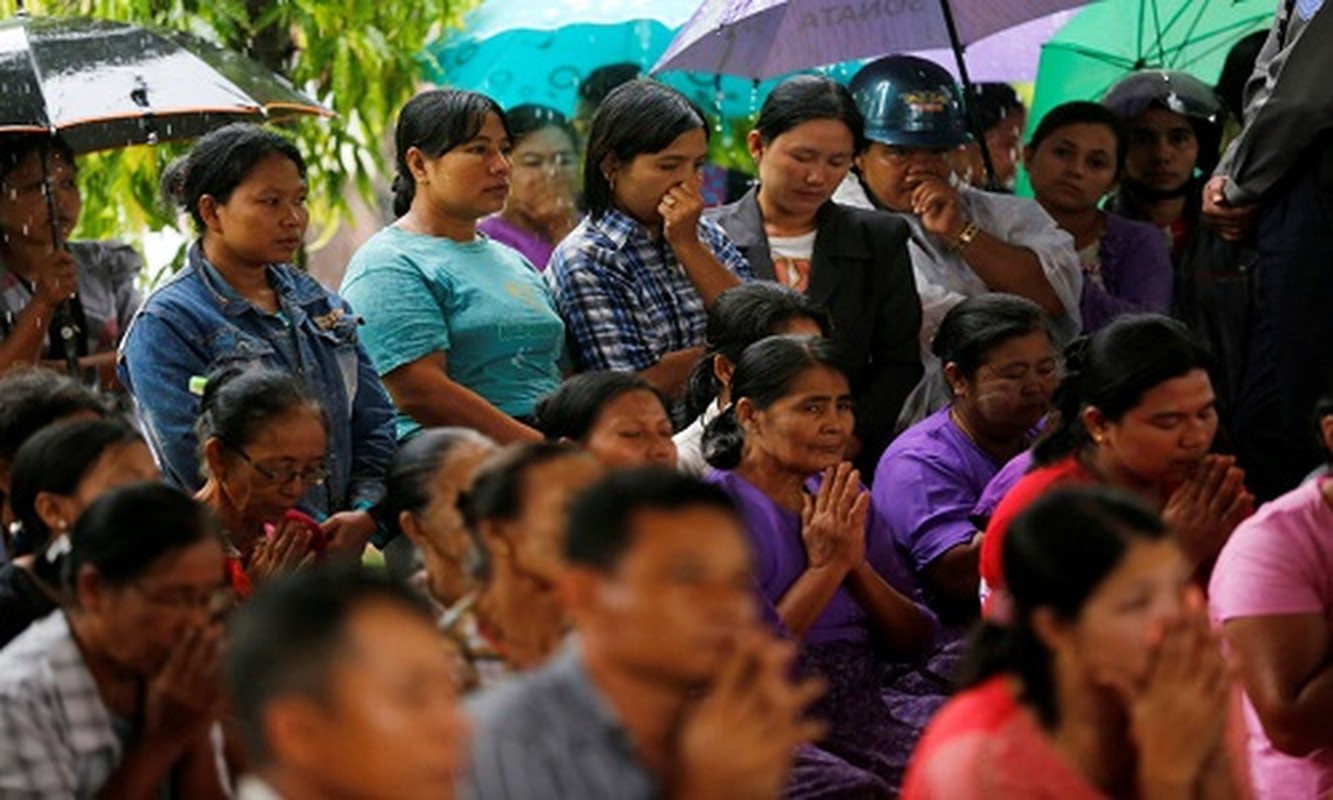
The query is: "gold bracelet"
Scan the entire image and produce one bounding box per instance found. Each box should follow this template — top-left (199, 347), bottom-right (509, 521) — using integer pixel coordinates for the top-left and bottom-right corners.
top-left (951, 220), bottom-right (981, 252)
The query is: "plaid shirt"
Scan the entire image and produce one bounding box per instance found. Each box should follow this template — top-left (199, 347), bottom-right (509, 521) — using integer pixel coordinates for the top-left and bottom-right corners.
top-left (545, 209), bottom-right (752, 372)
top-left (0, 612), bottom-right (122, 797)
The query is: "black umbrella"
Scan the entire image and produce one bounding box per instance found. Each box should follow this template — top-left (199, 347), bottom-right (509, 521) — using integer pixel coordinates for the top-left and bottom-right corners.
top-left (0, 12), bottom-right (330, 376)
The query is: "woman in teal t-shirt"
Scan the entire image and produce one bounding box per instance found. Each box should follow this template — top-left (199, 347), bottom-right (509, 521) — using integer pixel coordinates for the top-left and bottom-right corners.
top-left (342, 90), bottom-right (565, 444)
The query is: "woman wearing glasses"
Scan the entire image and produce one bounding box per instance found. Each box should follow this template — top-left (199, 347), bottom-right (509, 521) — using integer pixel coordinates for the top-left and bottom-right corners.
top-left (477, 104), bottom-right (581, 271)
top-left (120, 125), bottom-right (396, 556)
top-left (194, 367), bottom-right (331, 598)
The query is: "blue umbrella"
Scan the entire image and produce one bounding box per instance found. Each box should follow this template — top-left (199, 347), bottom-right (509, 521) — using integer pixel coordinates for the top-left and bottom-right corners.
top-left (422, 0), bottom-right (699, 116)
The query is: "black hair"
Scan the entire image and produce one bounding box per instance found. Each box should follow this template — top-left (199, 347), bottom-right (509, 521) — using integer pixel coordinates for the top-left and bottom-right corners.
top-left (932, 294), bottom-right (1053, 381)
top-left (1312, 379), bottom-right (1333, 464)
top-left (535, 371), bottom-right (671, 442)
top-left (577, 63), bottom-right (642, 110)
top-left (755, 75), bottom-right (866, 154)
top-left (391, 89), bottom-right (509, 217)
top-left (66, 482), bottom-right (220, 591)
top-left (565, 466), bottom-right (737, 573)
top-left (1215, 31), bottom-right (1269, 123)
top-left (463, 441), bottom-right (585, 528)
top-left (225, 563), bottom-right (434, 766)
top-left (10, 418), bottom-right (145, 556)
top-left (0, 368), bottom-right (108, 465)
top-left (583, 79), bottom-right (708, 220)
top-left (966, 82), bottom-right (1026, 136)
top-left (506, 104), bottom-right (576, 146)
top-left (962, 486), bottom-right (1168, 727)
top-left (195, 366), bottom-right (327, 473)
top-left (376, 427), bottom-right (494, 537)
top-left (1033, 314), bottom-right (1212, 465)
top-left (702, 335), bottom-right (848, 471)
top-left (1027, 101), bottom-right (1129, 174)
top-left (681, 283), bottom-right (833, 424)
top-left (0, 135), bottom-right (76, 184)
top-left (161, 123), bottom-right (306, 232)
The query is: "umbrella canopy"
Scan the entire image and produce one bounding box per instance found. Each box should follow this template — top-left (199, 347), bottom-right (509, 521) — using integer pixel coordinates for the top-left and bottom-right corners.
top-left (653, 0), bottom-right (1088, 80)
top-left (423, 0), bottom-right (699, 115)
top-left (0, 14), bottom-right (329, 153)
top-left (1029, 0), bottom-right (1272, 133)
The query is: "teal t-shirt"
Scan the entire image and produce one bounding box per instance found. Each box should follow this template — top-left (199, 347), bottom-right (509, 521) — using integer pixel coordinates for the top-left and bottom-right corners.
top-left (341, 226), bottom-right (565, 440)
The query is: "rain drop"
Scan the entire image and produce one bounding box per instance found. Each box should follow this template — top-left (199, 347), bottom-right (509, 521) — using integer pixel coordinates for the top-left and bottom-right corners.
top-left (713, 76), bottom-right (724, 136)
top-left (146, 131), bottom-right (159, 145)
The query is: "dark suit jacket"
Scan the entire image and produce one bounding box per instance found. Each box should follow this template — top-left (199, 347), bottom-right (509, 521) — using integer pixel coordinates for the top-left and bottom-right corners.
top-left (708, 188), bottom-right (923, 469)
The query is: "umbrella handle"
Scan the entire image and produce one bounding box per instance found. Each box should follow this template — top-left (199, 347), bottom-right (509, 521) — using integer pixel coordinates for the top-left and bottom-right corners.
top-left (39, 146), bottom-right (84, 382)
top-left (938, 0), bottom-right (1001, 191)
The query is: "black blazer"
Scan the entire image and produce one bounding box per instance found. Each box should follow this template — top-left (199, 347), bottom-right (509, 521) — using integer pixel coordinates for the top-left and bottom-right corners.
top-left (708, 188), bottom-right (923, 469)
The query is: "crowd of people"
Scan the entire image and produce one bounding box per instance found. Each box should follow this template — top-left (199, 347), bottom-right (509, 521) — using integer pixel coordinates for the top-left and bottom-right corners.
top-left (1, 6), bottom-right (1331, 796)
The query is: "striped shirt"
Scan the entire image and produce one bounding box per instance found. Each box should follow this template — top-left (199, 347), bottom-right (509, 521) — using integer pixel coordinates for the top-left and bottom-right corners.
top-left (462, 644), bottom-right (658, 800)
top-left (0, 612), bottom-right (123, 797)
top-left (545, 208), bottom-right (752, 373)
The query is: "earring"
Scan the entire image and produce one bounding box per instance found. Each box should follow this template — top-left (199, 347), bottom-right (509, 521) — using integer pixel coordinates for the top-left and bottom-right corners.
top-left (56, 520), bottom-right (68, 532)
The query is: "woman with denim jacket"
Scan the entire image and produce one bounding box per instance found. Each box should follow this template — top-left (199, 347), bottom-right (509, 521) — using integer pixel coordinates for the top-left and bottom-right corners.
top-left (118, 124), bottom-right (396, 555)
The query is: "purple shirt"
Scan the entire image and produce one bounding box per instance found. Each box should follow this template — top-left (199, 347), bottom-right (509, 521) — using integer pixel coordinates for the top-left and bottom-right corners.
top-left (972, 450), bottom-right (1035, 529)
top-left (477, 215), bottom-right (555, 271)
top-left (706, 469), bottom-right (934, 647)
top-left (873, 407), bottom-right (1004, 577)
top-left (1080, 212), bottom-right (1173, 332)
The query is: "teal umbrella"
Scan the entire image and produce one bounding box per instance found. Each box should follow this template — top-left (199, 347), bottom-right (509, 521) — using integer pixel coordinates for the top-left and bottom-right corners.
top-left (1017, 0), bottom-right (1273, 195)
top-left (1029, 0), bottom-right (1273, 135)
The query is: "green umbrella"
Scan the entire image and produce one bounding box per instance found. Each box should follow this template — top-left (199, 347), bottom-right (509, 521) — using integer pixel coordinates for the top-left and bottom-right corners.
top-left (1018, 0), bottom-right (1273, 194)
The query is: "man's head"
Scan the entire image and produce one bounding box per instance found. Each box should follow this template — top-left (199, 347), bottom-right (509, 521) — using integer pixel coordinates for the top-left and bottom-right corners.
top-left (849, 55), bottom-right (969, 211)
top-left (226, 565), bottom-right (467, 799)
top-left (560, 468), bottom-right (757, 688)
top-left (1102, 70), bottom-right (1223, 197)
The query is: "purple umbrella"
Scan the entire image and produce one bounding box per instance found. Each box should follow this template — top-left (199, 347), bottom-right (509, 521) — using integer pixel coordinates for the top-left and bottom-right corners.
top-left (653, 0), bottom-right (1086, 79)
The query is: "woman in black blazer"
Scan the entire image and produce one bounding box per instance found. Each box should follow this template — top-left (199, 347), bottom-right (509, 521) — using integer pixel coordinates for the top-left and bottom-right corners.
top-left (708, 75), bottom-right (923, 473)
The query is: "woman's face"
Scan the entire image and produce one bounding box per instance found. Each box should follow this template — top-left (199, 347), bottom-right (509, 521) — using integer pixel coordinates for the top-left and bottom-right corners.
top-left (88, 535), bottom-right (228, 676)
top-left (206, 153), bottom-right (308, 267)
top-left (39, 440), bottom-right (161, 542)
top-left (506, 125), bottom-right (578, 224)
top-left (583, 389), bottom-right (677, 470)
top-left (411, 442), bottom-right (496, 605)
top-left (741, 365), bottom-right (854, 475)
top-left (0, 149), bottom-right (81, 248)
top-left (1060, 537), bottom-right (1192, 695)
top-left (750, 118), bottom-right (856, 221)
top-left (1026, 122), bottom-right (1120, 215)
top-left (1088, 368), bottom-right (1218, 488)
top-left (416, 112), bottom-right (512, 223)
top-left (951, 330), bottom-right (1059, 439)
top-left (499, 454), bottom-right (603, 587)
top-left (215, 407), bottom-right (328, 523)
top-left (1124, 107), bottom-right (1199, 193)
top-left (604, 127), bottom-right (707, 228)
top-left (855, 142), bottom-right (952, 213)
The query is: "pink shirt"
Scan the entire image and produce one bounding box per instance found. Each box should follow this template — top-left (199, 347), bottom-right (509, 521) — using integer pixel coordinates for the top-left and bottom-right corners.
top-left (1209, 478), bottom-right (1333, 799)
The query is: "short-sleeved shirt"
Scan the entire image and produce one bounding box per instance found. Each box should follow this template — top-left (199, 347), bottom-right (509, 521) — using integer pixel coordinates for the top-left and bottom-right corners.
top-left (874, 407), bottom-right (1004, 580)
top-left (0, 612), bottom-right (124, 796)
top-left (545, 209), bottom-right (752, 373)
top-left (463, 643), bottom-right (657, 800)
top-left (1209, 479), bottom-right (1333, 799)
top-left (342, 226), bottom-right (566, 440)
top-left (972, 450), bottom-right (1035, 529)
top-left (707, 469), bottom-right (936, 646)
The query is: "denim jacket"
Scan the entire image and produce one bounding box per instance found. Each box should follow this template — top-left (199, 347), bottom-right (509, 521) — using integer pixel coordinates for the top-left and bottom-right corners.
top-left (118, 243), bottom-right (396, 516)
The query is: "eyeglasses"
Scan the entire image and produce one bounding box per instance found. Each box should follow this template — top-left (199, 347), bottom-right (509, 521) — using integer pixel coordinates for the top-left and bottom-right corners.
top-left (131, 581), bottom-right (236, 616)
top-left (224, 441), bottom-right (329, 487)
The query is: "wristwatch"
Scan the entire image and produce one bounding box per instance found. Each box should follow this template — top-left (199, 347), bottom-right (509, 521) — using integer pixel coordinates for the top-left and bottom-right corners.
top-left (951, 220), bottom-right (981, 253)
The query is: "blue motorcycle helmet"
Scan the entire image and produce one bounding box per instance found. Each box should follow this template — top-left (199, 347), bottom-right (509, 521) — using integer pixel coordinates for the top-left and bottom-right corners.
top-left (849, 55), bottom-right (971, 150)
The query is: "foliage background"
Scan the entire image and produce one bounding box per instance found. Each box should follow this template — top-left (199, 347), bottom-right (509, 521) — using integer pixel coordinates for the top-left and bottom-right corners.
top-left (2, 0), bottom-right (480, 277)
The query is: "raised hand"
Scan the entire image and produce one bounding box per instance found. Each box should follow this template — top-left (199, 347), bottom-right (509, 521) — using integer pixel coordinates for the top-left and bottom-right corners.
top-left (143, 625), bottom-right (223, 749)
top-left (660, 177), bottom-right (706, 250)
top-left (799, 462), bottom-right (869, 574)
top-left (247, 517), bottom-right (314, 584)
top-left (674, 630), bottom-right (826, 800)
top-left (1163, 454), bottom-right (1253, 568)
top-left (909, 177), bottom-right (965, 240)
top-left (33, 249), bottom-right (78, 308)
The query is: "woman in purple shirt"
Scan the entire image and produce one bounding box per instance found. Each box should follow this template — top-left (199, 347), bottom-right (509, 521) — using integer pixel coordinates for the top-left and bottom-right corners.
top-left (1024, 101), bottom-right (1172, 332)
top-left (703, 334), bottom-right (938, 793)
top-left (873, 296), bottom-right (1058, 627)
top-left (477, 105), bottom-right (580, 270)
